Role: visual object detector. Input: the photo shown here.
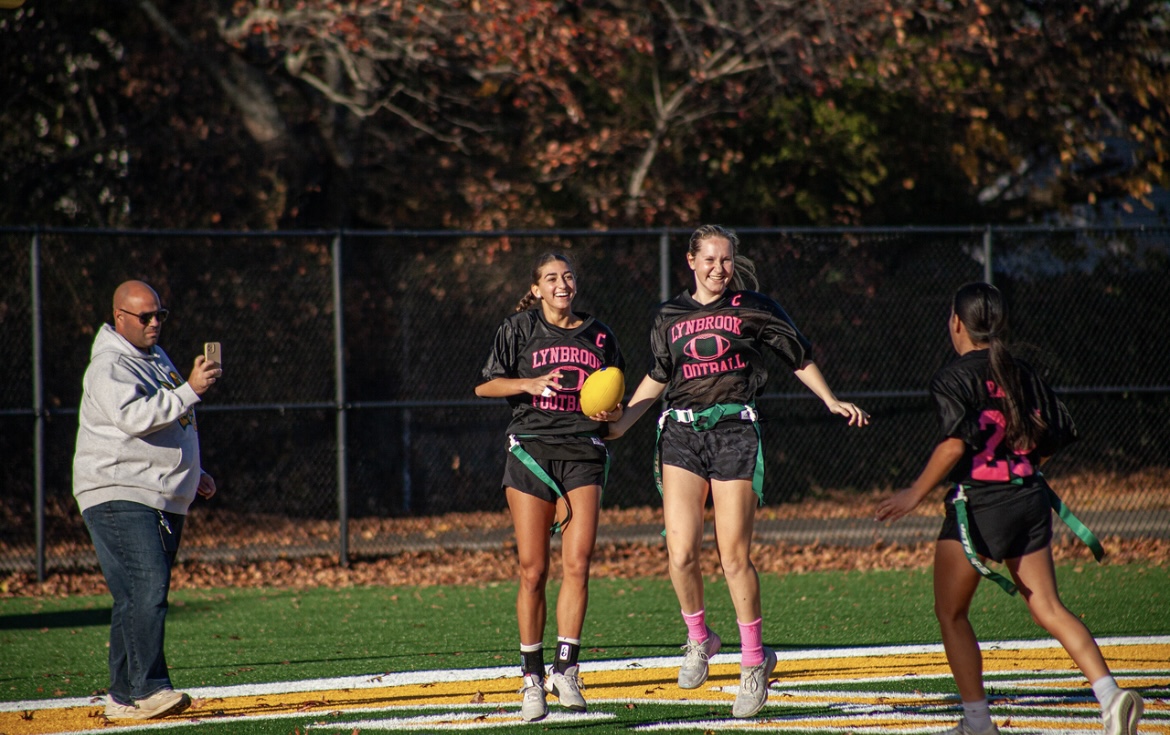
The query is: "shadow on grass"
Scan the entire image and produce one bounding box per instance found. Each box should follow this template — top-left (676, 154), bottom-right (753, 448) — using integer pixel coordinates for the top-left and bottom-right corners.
top-left (0, 608), bottom-right (111, 630)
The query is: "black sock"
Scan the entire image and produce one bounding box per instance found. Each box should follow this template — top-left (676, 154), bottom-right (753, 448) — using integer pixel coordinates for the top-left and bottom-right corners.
top-left (554, 637), bottom-right (580, 673)
top-left (520, 644), bottom-right (544, 677)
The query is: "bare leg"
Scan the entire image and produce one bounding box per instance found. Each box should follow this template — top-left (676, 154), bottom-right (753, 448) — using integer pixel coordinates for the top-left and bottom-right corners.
top-left (507, 487), bottom-right (555, 645)
top-left (661, 465), bottom-right (710, 614)
top-left (555, 485), bottom-right (601, 639)
top-left (1005, 547), bottom-right (1110, 682)
top-left (934, 540), bottom-right (986, 702)
top-left (709, 479), bottom-right (761, 622)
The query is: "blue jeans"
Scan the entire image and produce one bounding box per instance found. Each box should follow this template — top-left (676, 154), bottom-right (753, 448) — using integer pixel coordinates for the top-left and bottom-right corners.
top-left (82, 500), bottom-right (185, 704)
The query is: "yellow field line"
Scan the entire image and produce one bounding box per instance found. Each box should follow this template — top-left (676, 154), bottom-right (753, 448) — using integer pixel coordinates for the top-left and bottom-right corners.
top-left (3, 640), bottom-right (1167, 735)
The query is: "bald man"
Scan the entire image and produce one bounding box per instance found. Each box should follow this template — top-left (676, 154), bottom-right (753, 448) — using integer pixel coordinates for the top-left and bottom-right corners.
top-left (73, 280), bottom-right (223, 720)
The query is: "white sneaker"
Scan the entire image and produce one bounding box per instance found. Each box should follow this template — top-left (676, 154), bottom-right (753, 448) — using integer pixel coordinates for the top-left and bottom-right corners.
top-left (1103, 689), bottom-right (1144, 735)
top-left (519, 674), bottom-right (548, 722)
top-left (543, 665), bottom-right (586, 711)
top-left (678, 629), bottom-right (721, 689)
top-left (935, 717), bottom-right (1000, 735)
top-left (731, 646), bottom-right (777, 718)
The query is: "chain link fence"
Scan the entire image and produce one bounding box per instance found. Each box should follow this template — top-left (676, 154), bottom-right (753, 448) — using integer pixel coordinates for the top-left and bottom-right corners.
top-left (2, 227), bottom-right (1167, 576)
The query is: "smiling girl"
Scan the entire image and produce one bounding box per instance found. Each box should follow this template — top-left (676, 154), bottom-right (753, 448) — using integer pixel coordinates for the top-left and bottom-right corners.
top-left (475, 252), bottom-right (625, 722)
top-left (609, 225), bottom-right (868, 718)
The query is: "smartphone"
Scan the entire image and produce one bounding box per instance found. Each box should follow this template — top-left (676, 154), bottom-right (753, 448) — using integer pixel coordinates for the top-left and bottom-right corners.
top-left (203, 342), bottom-right (222, 366)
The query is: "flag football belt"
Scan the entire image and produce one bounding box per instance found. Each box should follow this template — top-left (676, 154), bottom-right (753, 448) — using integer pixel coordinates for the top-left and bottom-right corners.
top-left (952, 476), bottom-right (1105, 596)
top-left (654, 403), bottom-right (764, 504)
top-left (508, 434), bottom-right (610, 536)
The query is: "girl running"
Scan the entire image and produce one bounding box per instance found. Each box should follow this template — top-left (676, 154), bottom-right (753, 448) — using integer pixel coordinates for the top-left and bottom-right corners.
top-left (610, 225), bottom-right (869, 718)
top-left (875, 282), bottom-right (1143, 735)
top-left (475, 252), bottom-right (624, 722)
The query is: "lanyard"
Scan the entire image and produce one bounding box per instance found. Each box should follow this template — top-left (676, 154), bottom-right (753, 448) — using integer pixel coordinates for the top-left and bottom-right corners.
top-left (508, 434), bottom-right (609, 535)
top-left (952, 477), bottom-right (1104, 596)
top-left (654, 403), bottom-right (764, 504)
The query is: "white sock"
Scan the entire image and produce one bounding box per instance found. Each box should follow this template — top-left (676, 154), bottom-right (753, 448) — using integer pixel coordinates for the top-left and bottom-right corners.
top-left (1091, 675), bottom-right (1120, 706)
top-left (962, 699), bottom-right (993, 731)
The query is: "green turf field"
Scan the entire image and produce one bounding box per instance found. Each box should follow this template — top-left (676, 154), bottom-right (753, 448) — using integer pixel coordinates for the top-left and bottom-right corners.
top-left (3, 562), bottom-right (1168, 702)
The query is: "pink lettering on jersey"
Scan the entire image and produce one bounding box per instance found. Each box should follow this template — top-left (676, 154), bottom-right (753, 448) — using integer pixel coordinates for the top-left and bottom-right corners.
top-left (669, 315), bottom-right (743, 343)
top-left (532, 392), bottom-right (580, 412)
top-left (680, 353), bottom-right (747, 380)
top-left (531, 346), bottom-right (602, 370)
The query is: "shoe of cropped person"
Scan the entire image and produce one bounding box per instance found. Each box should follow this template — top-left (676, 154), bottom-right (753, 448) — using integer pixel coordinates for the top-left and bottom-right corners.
top-left (731, 646), bottom-right (777, 718)
top-left (519, 673), bottom-right (548, 722)
top-left (677, 629), bottom-right (721, 689)
top-left (1103, 689), bottom-right (1144, 735)
top-left (103, 699), bottom-right (138, 718)
top-left (126, 689), bottom-right (191, 720)
top-left (935, 717), bottom-right (1001, 735)
top-left (543, 665), bottom-right (587, 712)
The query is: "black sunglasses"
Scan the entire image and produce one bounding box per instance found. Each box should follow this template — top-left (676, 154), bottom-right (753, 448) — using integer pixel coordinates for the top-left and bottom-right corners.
top-left (118, 308), bottom-right (170, 326)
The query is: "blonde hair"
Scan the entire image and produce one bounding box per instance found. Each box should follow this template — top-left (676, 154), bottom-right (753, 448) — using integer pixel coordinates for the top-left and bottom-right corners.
top-left (513, 252), bottom-right (575, 312)
top-left (687, 224), bottom-right (759, 292)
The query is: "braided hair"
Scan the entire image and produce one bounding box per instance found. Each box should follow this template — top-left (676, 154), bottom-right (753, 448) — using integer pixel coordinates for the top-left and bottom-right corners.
top-left (513, 252), bottom-right (574, 312)
top-left (687, 224), bottom-right (759, 292)
top-left (953, 282), bottom-right (1046, 452)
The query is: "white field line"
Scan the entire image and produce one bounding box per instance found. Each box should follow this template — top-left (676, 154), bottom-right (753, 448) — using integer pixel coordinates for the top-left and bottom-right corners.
top-left (2, 635), bottom-right (1167, 715)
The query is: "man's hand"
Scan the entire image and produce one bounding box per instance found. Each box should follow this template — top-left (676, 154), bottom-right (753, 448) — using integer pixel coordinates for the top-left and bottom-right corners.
top-left (197, 471), bottom-right (217, 499)
top-left (188, 355), bottom-right (223, 396)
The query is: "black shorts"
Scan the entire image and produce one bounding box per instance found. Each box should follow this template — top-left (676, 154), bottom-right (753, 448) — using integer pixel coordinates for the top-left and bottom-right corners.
top-left (659, 418), bottom-right (758, 483)
top-left (938, 479), bottom-right (1053, 562)
top-left (502, 452), bottom-right (607, 503)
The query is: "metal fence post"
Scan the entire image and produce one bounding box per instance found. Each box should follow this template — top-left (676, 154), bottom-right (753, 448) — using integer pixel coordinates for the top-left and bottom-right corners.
top-left (31, 232), bottom-right (45, 583)
top-left (983, 225), bottom-right (993, 285)
top-left (659, 230), bottom-right (671, 302)
top-left (401, 283), bottom-right (413, 514)
top-left (332, 232), bottom-right (349, 566)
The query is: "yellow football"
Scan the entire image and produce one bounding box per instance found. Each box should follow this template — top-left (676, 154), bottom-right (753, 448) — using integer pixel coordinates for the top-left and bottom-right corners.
top-left (579, 366), bottom-right (624, 417)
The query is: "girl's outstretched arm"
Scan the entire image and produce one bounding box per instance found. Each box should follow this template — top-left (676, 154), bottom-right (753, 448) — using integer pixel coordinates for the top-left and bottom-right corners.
top-left (875, 437), bottom-right (966, 522)
top-left (794, 360), bottom-right (870, 427)
top-left (606, 375), bottom-right (667, 439)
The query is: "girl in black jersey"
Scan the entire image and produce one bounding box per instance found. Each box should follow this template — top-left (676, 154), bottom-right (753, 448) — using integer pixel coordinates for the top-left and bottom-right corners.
top-left (475, 253), bottom-right (624, 723)
top-left (876, 282), bottom-right (1143, 735)
top-left (610, 225), bottom-right (869, 718)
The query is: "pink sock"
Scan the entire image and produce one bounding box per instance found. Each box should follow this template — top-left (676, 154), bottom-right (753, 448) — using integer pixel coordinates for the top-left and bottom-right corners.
top-left (682, 609), bottom-right (708, 643)
top-left (738, 618), bottom-right (763, 667)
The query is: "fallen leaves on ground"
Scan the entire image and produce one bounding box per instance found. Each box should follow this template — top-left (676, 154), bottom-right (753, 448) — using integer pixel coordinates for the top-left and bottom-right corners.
top-left (2, 536), bottom-right (1165, 598)
top-left (3, 468), bottom-right (1166, 598)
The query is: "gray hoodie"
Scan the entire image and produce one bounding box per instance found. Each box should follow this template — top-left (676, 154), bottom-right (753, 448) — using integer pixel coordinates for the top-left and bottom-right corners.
top-left (73, 323), bottom-right (204, 514)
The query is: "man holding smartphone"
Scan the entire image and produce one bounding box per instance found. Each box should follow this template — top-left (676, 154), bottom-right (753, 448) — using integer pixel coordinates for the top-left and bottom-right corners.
top-left (73, 280), bottom-right (222, 720)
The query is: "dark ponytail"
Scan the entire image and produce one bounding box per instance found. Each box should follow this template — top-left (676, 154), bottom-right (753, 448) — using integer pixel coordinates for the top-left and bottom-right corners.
top-left (513, 252), bottom-right (574, 313)
top-left (953, 282), bottom-right (1046, 452)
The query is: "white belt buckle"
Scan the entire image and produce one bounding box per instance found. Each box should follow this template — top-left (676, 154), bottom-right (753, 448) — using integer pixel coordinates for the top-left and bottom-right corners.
top-left (676, 408), bottom-right (695, 423)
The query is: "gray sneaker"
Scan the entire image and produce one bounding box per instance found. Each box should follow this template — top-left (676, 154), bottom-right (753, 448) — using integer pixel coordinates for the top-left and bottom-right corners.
top-left (543, 665), bottom-right (586, 711)
top-left (731, 646), bottom-right (777, 718)
top-left (678, 629), bottom-right (721, 689)
top-left (1103, 689), bottom-right (1144, 735)
top-left (519, 673), bottom-right (548, 722)
top-left (935, 717), bottom-right (1000, 735)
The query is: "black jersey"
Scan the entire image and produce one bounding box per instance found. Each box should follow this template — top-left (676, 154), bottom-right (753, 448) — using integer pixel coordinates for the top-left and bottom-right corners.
top-left (930, 349), bottom-right (1078, 486)
top-left (647, 290), bottom-right (812, 409)
top-left (479, 308), bottom-right (625, 440)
